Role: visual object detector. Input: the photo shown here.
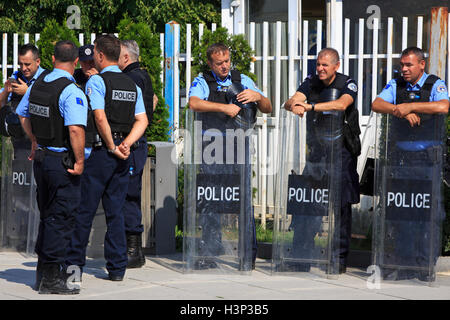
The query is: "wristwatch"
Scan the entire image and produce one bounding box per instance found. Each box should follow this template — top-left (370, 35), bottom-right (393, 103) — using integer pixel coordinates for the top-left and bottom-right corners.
top-left (107, 145), bottom-right (117, 154)
top-left (310, 102), bottom-right (315, 111)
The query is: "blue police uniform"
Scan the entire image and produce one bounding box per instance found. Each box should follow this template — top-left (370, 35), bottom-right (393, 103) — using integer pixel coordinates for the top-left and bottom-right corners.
top-left (377, 72), bottom-right (448, 280)
top-left (66, 65), bottom-right (146, 279)
top-left (190, 71), bottom-right (261, 267)
top-left (16, 68), bottom-right (88, 267)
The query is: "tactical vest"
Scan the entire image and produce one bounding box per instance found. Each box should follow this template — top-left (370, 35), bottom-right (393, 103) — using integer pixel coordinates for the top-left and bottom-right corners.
top-left (100, 71), bottom-right (137, 134)
top-left (197, 70), bottom-right (242, 132)
top-left (124, 65), bottom-right (154, 125)
top-left (10, 70), bottom-right (50, 111)
top-left (390, 75), bottom-right (441, 145)
top-left (28, 76), bottom-right (74, 147)
top-left (307, 73), bottom-right (361, 157)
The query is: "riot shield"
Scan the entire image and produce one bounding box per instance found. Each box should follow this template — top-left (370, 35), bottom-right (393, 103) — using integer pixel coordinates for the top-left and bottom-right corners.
top-left (273, 105), bottom-right (343, 278)
top-left (0, 136), bottom-right (39, 255)
top-left (183, 108), bottom-right (254, 273)
top-left (373, 113), bottom-right (445, 285)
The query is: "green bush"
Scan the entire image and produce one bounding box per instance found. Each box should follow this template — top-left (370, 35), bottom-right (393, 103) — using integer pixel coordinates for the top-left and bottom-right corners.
top-left (37, 19), bottom-right (80, 71)
top-left (192, 27), bottom-right (256, 82)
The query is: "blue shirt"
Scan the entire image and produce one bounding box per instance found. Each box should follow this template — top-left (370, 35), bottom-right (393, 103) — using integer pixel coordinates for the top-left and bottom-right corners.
top-left (0, 66), bottom-right (47, 102)
top-left (378, 72), bottom-right (449, 104)
top-left (189, 71), bottom-right (265, 100)
top-left (85, 65), bottom-right (146, 115)
top-left (378, 73), bottom-right (449, 151)
top-left (16, 68), bottom-right (90, 156)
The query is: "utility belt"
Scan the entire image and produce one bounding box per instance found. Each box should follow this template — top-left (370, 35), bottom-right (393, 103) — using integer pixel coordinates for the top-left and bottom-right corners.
top-left (35, 147), bottom-right (75, 170)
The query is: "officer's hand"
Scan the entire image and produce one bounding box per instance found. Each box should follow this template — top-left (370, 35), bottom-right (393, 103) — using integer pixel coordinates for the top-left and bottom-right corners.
top-left (3, 80), bottom-right (13, 93)
top-left (223, 103), bottom-right (241, 118)
top-left (85, 68), bottom-right (98, 78)
top-left (28, 140), bottom-right (37, 161)
top-left (393, 103), bottom-right (411, 118)
top-left (113, 148), bottom-right (129, 160)
top-left (237, 89), bottom-right (261, 104)
top-left (11, 78), bottom-right (28, 96)
top-left (67, 161), bottom-right (84, 176)
top-left (405, 113), bottom-right (421, 127)
top-left (291, 104), bottom-right (306, 117)
top-left (118, 142), bottom-right (130, 157)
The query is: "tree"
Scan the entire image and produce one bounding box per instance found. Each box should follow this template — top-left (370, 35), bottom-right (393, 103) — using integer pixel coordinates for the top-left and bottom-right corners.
top-left (37, 19), bottom-right (80, 71)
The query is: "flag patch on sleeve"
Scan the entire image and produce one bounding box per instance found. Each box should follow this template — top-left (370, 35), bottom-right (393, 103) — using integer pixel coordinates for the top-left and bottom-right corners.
top-left (76, 97), bottom-right (84, 106)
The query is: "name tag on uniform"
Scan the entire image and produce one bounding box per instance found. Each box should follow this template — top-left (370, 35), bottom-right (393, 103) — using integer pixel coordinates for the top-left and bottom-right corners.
top-left (112, 90), bottom-right (136, 102)
top-left (29, 103), bottom-right (50, 118)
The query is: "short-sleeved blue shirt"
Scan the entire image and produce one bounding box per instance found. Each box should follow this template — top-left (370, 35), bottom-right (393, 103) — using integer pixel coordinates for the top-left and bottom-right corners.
top-left (377, 72), bottom-right (449, 104)
top-left (85, 65), bottom-right (146, 115)
top-left (0, 66), bottom-right (46, 102)
top-left (189, 71), bottom-right (265, 100)
top-left (16, 68), bottom-right (89, 155)
top-left (377, 73), bottom-right (449, 151)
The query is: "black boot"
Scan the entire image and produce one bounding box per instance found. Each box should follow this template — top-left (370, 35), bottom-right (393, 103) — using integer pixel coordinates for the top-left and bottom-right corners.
top-left (39, 263), bottom-right (80, 295)
top-left (126, 234), bottom-right (145, 269)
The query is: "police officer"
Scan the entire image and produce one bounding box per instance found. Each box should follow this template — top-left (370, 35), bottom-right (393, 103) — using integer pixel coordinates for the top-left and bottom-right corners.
top-left (372, 46), bottom-right (449, 281)
top-left (16, 40), bottom-right (88, 294)
top-left (284, 47), bottom-right (361, 274)
top-left (73, 44), bottom-right (98, 90)
top-left (0, 44), bottom-right (47, 147)
top-left (66, 34), bottom-right (148, 282)
top-left (188, 43), bottom-right (272, 269)
top-left (118, 39), bottom-right (157, 268)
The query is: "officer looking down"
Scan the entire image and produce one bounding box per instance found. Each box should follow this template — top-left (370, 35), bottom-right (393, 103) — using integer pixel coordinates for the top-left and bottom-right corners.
top-left (0, 44), bottom-right (47, 144)
top-left (188, 43), bottom-right (272, 270)
top-left (73, 44), bottom-right (98, 90)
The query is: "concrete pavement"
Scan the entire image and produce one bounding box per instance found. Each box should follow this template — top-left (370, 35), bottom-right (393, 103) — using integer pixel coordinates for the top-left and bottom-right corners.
top-left (0, 251), bottom-right (449, 300)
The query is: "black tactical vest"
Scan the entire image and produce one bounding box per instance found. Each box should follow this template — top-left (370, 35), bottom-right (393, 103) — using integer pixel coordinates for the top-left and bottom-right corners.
top-left (100, 71), bottom-right (137, 134)
top-left (28, 76), bottom-right (74, 147)
top-left (123, 63), bottom-right (154, 125)
top-left (307, 73), bottom-right (361, 157)
top-left (10, 70), bottom-right (50, 111)
top-left (197, 70), bottom-right (242, 132)
top-left (390, 74), bottom-right (441, 144)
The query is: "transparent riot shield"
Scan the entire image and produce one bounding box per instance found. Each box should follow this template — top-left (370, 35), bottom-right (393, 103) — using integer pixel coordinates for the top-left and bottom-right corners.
top-left (183, 109), bottom-right (254, 273)
top-left (373, 113), bottom-right (445, 285)
top-left (0, 136), bottom-right (39, 255)
top-left (273, 107), bottom-right (343, 278)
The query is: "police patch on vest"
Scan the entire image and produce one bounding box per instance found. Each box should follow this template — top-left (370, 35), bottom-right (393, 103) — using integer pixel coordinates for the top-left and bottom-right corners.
top-left (112, 89), bottom-right (136, 102)
top-left (347, 82), bottom-right (357, 92)
top-left (29, 103), bottom-right (50, 118)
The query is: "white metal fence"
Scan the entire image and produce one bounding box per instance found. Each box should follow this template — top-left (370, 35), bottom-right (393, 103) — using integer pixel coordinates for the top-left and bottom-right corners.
top-left (1, 12), bottom-right (449, 225)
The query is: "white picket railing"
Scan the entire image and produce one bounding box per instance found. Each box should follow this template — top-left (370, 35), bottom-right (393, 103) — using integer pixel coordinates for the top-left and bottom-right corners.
top-left (1, 13), bottom-right (449, 226)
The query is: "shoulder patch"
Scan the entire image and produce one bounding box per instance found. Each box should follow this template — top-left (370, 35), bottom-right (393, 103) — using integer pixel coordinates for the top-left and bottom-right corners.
top-left (437, 84), bottom-right (447, 93)
top-left (347, 82), bottom-right (357, 92)
top-left (86, 87), bottom-right (92, 96)
top-left (76, 97), bottom-right (84, 106)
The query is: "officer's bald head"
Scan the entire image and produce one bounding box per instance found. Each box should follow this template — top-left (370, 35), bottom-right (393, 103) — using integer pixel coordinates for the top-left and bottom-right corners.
top-left (94, 34), bottom-right (121, 62)
top-left (54, 41), bottom-right (78, 63)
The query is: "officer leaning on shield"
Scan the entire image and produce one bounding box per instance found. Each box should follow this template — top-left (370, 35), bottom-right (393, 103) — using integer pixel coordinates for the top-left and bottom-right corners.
top-left (371, 47), bottom-right (449, 282)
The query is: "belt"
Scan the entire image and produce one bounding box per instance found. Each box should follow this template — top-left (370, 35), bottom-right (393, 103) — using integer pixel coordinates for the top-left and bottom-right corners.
top-left (40, 148), bottom-right (68, 157)
top-left (112, 132), bottom-right (127, 139)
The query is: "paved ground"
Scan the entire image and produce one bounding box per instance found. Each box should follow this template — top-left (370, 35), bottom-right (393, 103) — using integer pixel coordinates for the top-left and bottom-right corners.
top-left (0, 251), bottom-right (449, 300)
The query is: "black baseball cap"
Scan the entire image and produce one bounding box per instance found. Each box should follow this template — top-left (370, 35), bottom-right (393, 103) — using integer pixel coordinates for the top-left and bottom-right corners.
top-left (79, 44), bottom-right (94, 61)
